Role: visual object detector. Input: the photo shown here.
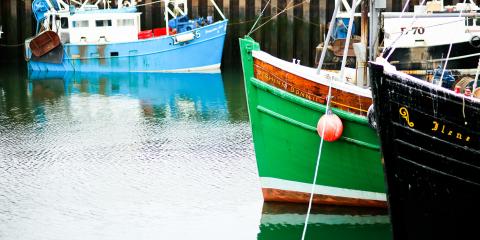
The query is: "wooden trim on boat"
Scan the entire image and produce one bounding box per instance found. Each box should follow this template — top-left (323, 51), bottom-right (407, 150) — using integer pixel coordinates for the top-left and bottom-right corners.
top-left (262, 188), bottom-right (388, 208)
top-left (253, 58), bottom-right (372, 116)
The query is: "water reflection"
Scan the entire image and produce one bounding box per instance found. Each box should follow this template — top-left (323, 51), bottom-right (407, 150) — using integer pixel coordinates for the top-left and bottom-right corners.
top-left (0, 67), bottom-right (392, 240)
top-left (27, 71), bottom-right (229, 122)
top-left (258, 203), bottom-right (392, 240)
top-left (0, 68), bottom-right (261, 240)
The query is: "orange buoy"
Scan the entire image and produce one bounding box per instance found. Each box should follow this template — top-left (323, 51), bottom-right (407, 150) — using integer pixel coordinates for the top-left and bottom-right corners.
top-left (317, 111), bottom-right (343, 142)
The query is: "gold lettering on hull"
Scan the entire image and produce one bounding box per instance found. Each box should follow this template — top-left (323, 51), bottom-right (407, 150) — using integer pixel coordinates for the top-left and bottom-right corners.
top-left (252, 60), bottom-right (371, 116)
top-left (404, 110), bottom-right (473, 144)
top-left (431, 121), bottom-right (472, 143)
top-left (254, 68), bottom-right (326, 104)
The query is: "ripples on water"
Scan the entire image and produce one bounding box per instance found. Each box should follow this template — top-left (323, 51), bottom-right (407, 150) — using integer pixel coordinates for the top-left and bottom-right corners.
top-left (0, 67), bottom-right (263, 240)
top-left (0, 65), bottom-right (391, 240)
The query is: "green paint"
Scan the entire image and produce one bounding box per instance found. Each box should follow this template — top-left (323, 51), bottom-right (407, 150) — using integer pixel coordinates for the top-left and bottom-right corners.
top-left (239, 37), bottom-right (386, 196)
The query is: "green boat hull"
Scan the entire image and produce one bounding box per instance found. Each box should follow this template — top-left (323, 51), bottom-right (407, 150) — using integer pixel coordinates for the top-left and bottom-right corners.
top-left (240, 37), bottom-right (386, 207)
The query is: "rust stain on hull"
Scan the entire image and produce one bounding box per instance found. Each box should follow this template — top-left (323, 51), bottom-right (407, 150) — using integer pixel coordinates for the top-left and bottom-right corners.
top-left (97, 44), bottom-right (106, 65)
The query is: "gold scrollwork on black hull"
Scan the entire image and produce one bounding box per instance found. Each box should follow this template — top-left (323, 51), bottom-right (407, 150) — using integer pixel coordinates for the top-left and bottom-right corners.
top-left (399, 107), bottom-right (414, 127)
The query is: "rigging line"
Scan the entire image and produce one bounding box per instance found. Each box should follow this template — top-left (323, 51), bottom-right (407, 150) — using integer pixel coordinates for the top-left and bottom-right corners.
top-left (381, 0), bottom-right (412, 55)
top-left (134, 0), bottom-right (163, 7)
top-left (471, 58), bottom-right (480, 99)
top-left (300, 73), bottom-right (334, 240)
top-left (292, 15), bottom-right (320, 27)
top-left (400, 0), bottom-right (411, 18)
top-left (227, 15), bottom-right (272, 26)
top-left (316, 0), bottom-right (343, 74)
top-left (427, 51), bottom-right (480, 62)
top-left (339, 0), bottom-right (358, 83)
top-left (303, 1), bottom-right (341, 238)
top-left (384, 0), bottom-right (427, 60)
top-left (250, 0), bottom-right (296, 32)
top-left (387, 19), bottom-right (463, 35)
top-left (0, 43), bottom-right (25, 47)
top-left (247, 0), bottom-right (272, 36)
top-left (249, 0), bottom-right (308, 34)
top-left (439, 0), bottom-right (468, 87)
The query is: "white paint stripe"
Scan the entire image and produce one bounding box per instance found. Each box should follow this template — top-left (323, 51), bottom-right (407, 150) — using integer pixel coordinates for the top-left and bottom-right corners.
top-left (252, 50), bottom-right (372, 98)
top-left (261, 213), bottom-right (390, 225)
top-left (132, 63), bottom-right (221, 73)
top-left (261, 177), bottom-right (387, 201)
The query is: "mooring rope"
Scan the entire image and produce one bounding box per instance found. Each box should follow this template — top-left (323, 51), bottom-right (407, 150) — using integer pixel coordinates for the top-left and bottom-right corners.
top-left (302, 0), bottom-right (343, 239)
top-left (0, 43), bottom-right (25, 47)
top-left (384, 0), bottom-right (427, 60)
top-left (248, 0), bottom-right (309, 35)
top-left (439, 0), bottom-right (468, 87)
top-left (247, 0), bottom-right (272, 36)
top-left (338, 0), bottom-right (358, 83)
top-left (133, 0), bottom-right (163, 7)
top-left (300, 74), bottom-right (334, 240)
top-left (316, 0), bottom-right (342, 74)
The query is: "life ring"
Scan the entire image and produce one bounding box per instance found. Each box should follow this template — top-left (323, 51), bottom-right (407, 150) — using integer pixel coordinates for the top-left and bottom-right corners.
top-left (470, 35), bottom-right (480, 48)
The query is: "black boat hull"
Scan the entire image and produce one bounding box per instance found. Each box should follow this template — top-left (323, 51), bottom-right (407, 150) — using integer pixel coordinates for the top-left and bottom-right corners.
top-left (369, 62), bottom-right (480, 239)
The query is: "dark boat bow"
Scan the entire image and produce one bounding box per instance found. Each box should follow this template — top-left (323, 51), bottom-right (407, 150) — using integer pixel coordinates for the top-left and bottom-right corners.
top-left (369, 59), bottom-right (480, 239)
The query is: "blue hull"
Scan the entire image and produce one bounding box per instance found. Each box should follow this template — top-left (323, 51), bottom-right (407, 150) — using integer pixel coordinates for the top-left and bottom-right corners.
top-left (27, 20), bottom-right (228, 72)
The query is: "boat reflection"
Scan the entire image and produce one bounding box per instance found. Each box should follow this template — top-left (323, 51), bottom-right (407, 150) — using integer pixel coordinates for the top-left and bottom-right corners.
top-left (27, 71), bottom-right (228, 121)
top-left (258, 202), bottom-right (392, 240)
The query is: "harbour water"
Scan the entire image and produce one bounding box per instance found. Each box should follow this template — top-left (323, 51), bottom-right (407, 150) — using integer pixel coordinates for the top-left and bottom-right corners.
top-left (0, 2), bottom-right (392, 238)
top-left (0, 65), bottom-right (392, 240)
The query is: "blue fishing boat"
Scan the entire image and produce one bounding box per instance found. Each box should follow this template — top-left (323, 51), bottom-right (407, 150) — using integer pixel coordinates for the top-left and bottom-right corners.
top-left (25, 0), bottom-right (228, 72)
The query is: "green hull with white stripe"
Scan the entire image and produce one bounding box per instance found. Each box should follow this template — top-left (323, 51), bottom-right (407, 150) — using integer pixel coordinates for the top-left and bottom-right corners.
top-left (240, 37), bottom-right (386, 206)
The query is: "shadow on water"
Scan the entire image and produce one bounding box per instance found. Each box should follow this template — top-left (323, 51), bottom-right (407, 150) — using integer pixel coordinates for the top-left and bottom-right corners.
top-left (258, 202), bottom-right (392, 240)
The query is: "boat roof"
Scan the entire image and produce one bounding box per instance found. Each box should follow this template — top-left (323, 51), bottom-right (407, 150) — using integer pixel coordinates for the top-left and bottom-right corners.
top-left (383, 11), bottom-right (480, 18)
top-left (73, 6), bottom-right (138, 14)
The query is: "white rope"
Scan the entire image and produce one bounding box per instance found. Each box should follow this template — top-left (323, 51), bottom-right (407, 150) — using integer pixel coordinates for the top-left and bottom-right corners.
top-left (300, 76), bottom-right (334, 240)
top-left (338, 0), bottom-right (358, 83)
top-left (302, 2), bottom-right (347, 235)
top-left (249, 0), bottom-right (308, 34)
top-left (247, 0), bottom-right (272, 36)
top-left (135, 0), bottom-right (163, 7)
top-left (439, 0), bottom-right (468, 87)
top-left (316, 0), bottom-right (343, 74)
top-left (384, 0), bottom-right (427, 60)
top-left (472, 58), bottom-right (480, 98)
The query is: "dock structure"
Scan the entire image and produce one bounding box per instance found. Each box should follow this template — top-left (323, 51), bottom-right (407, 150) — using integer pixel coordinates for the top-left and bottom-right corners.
top-left (0, 0), bottom-right (437, 64)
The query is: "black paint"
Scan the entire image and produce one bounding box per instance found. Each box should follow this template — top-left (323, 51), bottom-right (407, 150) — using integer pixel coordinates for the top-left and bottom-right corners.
top-left (370, 62), bottom-right (480, 239)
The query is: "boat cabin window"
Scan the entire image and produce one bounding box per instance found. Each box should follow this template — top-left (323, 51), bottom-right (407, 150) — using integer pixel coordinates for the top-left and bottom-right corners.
top-left (73, 20), bottom-right (89, 28)
top-left (117, 19), bottom-right (135, 26)
top-left (110, 52), bottom-right (119, 57)
top-left (466, 17), bottom-right (474, 26)
top-left (96, 20), bottom-right (112, 27)
top-left (61, 17), bottom-right (69, 29)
